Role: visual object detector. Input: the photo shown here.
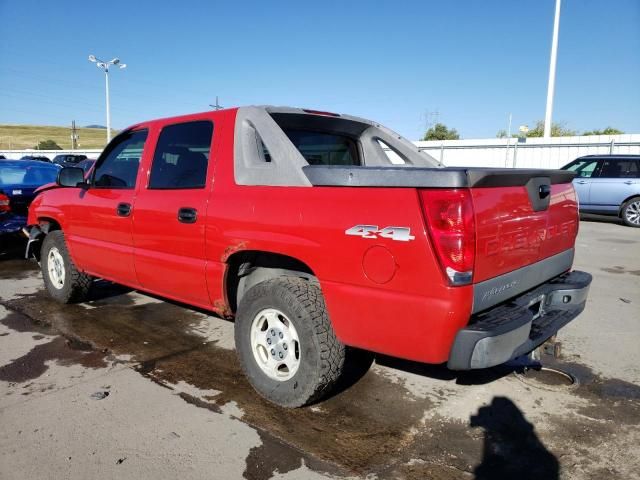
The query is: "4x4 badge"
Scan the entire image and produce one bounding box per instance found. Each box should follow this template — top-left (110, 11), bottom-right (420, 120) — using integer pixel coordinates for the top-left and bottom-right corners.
top-left (345, 225), bottom-right (415, 242)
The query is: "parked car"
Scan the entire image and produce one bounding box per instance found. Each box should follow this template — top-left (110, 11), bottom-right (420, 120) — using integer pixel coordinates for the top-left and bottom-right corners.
top-left (0, 160), bottom-right (60, 237)
top-left (24, 106), bottom-right (591, 407)
top-left (562, 155), bottom-right (640, 227)
top-left (75, 158), bottom-right (96, 174)
top-left (52, 154), bottom-right (88, 167)
top-left (20, 155), bottom-right (52, 163)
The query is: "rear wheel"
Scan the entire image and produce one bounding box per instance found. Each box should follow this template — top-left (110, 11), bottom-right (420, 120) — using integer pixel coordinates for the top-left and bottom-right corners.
top-left (235, 276), bottom-right (346, 408)
top-left (621, 197), bottom-right (640, 228)
top-left (40, 231), bottom-right (92, 303)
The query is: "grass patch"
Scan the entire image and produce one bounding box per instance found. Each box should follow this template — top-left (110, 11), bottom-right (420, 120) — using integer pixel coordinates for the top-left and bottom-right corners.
top-left (0, 124), bottom-right (113, 149)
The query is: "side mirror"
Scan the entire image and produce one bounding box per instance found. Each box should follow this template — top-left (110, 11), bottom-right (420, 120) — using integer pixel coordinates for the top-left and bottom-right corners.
top-left (57, 167), bottom-right (87, 188)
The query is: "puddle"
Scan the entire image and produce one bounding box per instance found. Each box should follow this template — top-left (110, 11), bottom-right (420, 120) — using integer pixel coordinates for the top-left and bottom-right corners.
top-left (600, 266), bottom-right (640, 276)
top-left (0, 335), bottom-right (107, 384)
top-left (244, 430), bottom-right (342, 480)
top-left (137, 343), bottom-right (427, 475)
top-left (4, 288), bottom-right (211, 362)
top-left (0, 258), bottom-right (39, 280)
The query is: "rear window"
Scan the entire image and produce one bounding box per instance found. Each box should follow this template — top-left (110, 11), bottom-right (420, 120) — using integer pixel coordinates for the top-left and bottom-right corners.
top-left (0, 165), bottom-right (58, 186)
top-left (282, 129), bottom-right (360, 166)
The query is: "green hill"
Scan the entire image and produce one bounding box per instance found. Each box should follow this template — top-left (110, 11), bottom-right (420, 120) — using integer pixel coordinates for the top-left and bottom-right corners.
top-left (0, 124), bottom-right (113, 150)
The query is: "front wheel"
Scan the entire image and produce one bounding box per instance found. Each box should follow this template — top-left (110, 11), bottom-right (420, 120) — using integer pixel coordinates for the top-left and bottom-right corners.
top-left (40, 230), bottom-right (92, 303)
top-left (621, 197), bottom-right (640, 228)
top-left (235, 276), bottom-right (346, 408)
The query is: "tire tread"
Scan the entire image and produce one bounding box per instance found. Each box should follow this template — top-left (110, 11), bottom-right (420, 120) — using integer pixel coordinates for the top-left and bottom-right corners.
top-left (236, 275), bottom-right (345, 407)
top-left (41, 231), bottom-right (91, 303)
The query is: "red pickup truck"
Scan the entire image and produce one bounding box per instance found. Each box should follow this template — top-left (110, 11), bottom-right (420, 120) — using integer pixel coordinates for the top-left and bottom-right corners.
top-left (25, 106), bottom-right (591, 407)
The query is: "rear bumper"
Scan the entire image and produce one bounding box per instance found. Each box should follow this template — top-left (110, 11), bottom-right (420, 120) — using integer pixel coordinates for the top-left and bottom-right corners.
top-left (448, 270), bottom-right (592, 370)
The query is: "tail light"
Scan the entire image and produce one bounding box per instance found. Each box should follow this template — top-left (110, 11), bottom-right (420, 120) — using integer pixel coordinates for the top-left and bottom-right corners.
top-left (0, 193), bottom-right (10, 213)
top-left (419, 188), bottom-right (475, 286)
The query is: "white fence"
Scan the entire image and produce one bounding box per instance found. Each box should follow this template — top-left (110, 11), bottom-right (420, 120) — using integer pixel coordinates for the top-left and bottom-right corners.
top-left (2, 134), bottom-right (639, 169)
top-left (416, 134), bottom-right (640, 169)
top-left (0, 149), bottom-right (102, 160)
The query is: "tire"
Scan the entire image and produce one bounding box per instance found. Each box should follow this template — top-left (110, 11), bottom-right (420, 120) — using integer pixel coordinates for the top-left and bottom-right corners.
top-left (235, 276), bottom-right (346, 408)
top-left (40, 230), bottom-right (92, 303)
top-left (621, 197), bottom-right (640, 228)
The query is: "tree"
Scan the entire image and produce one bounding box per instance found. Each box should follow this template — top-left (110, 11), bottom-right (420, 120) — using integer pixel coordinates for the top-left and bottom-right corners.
top-left (496, 129), bottom-right (508, 138)
top-left (423, 123), bottom-right (460, 141)
top-left (35, 139), bottom-right (62, 150)
top-left (523, 121), bottom-right (576, 138)
top-left (582, 127), bottom-right (624, 136)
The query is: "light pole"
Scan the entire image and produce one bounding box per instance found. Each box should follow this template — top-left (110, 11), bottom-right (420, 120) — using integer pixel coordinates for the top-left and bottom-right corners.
top-left (88, 55), bottom-right (127, 143)
top-left (543, 0), bottom-right (561, 139)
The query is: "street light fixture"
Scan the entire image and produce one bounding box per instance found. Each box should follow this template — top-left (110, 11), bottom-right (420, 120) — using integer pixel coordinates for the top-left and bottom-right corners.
top-left (88, 54), bottom-right (127, 143)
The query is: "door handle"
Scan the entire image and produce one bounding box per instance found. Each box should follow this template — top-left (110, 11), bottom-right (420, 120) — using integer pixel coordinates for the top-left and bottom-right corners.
top-left (178, 207), bottom-right (198, 224)
top-left (624, 180), bottom-right (635, 185)
top-left (576, 180), bottom-right (587, 184)
top-left (116, 202), bottom-right (132, 217)
top-left (538, 184), bottom-right (551, 199)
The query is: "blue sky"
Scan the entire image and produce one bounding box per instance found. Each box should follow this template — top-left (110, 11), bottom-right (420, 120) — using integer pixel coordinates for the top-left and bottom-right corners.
top-left (0, 0), bottom-right (638, 140)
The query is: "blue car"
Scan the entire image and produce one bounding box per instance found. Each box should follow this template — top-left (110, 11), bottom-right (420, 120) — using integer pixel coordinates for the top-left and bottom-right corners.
top-left (0, 159), bottom-right (61, 237)
top-left (562, 155), bottom-right (640, 227)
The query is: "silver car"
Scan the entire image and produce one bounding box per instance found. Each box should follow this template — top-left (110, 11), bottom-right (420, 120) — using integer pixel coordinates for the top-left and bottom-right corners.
top-left (562, 155), bottom-right (640, 227)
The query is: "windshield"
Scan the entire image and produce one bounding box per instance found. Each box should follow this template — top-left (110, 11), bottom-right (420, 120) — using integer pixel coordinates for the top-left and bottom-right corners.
top-left (0, 165), bottom-right (58, 186)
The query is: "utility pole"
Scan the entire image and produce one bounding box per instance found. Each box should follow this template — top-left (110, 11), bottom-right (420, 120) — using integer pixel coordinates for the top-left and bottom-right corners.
top-left (209, 96), bottom-right (223, 110)
top-left (423, 109), bottom-right (440, 134)
top-left (71, 120), bottom-right (79, 150)
top-left (544, 0), bottom-right (562, 138)
top-left (504, 113), bottom-right (512, 167)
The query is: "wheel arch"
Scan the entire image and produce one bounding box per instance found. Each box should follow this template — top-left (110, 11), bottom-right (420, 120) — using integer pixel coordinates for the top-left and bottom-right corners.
top-left (618, 194), bottom-right (640, 216)
top-left (225, 250), bottom-right (316, 313)
top-left (25, 217), bottom-right (63, 261)
top-left (37, 217), bottom-right (62, 232)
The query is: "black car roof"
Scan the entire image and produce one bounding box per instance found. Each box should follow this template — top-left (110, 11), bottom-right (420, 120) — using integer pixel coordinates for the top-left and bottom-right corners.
top-left (576, 154), bottom-right (640, 160)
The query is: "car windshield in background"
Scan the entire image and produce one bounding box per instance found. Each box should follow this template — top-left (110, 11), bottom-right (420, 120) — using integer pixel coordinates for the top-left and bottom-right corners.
top-left (20, 156), bottom-right (51, 162)
top-left (76, 159), bottom-right (96, 173)
top-left (53, 154), bottom-right (88, 165)
top-left (0, 164), bottom-right (58, 186)
top-left (563, 159), bottom-right (598, 178)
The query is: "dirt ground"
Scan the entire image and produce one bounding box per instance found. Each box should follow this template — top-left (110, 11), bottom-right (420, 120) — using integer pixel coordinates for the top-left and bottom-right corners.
top-left (1, 216), bottom-right (639, 480)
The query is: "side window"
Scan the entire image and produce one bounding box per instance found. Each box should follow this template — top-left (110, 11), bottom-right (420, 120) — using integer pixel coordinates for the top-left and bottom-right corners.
top-left (567, 159), bottom-right (598, 178)
top-left (93, 130), bottom-right (148, 188)
top-left (148, 121), bottom-right (213, 189)
top-left (598, 160), bottom-right (639, 179)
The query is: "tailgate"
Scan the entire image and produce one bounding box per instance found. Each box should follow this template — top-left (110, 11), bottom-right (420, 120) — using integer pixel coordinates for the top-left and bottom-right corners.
top-left (472, 181), bottom-right (578, 283)
top-left (470, 179), bottom-right (579, 314)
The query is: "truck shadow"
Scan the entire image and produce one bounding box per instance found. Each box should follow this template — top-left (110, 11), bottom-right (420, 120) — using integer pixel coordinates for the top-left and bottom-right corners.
top-left (470, 396), bottom-right (559, 480)
top-left (375, 354), bottom-right (514, 386)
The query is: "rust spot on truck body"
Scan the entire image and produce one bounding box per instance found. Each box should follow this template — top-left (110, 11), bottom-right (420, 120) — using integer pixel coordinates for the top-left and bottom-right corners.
top-left (213, 299), bottom-right (233, 318)
top-left (221, 241), bottom-right (248, 263)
